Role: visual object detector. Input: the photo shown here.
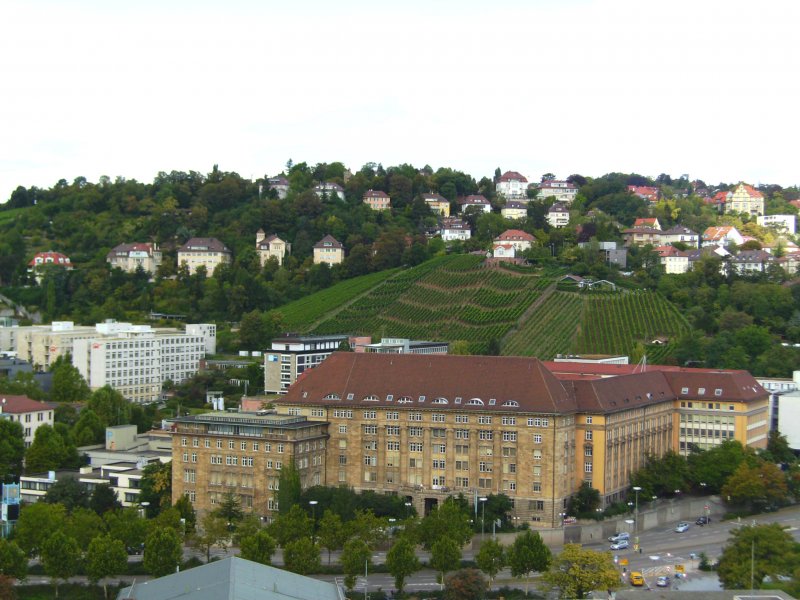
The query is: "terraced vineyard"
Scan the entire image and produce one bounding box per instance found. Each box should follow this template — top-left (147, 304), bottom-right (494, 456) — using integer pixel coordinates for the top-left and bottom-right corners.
top-left (312, 254), bottom-right (551, 351)
top-left (274, 254), bottom-right (690, 361)
top-left (573, 290), bottom-right (690, 356)
top-left (502, 291), bottom-right (583, 358)
top-left (275, 268), bottom-right (401, 330)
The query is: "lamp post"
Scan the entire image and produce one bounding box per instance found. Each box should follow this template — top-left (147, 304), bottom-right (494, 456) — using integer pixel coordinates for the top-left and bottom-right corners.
top-left (632, 486), bottom-right (642, 551)
top-left (140, 501), bottom-right (150, 519)
top-left (404, 501), bottom-right (412, 520)
top-left (309, 500), bottom-right (318, 543)
top-left (479, 497), bottom-right (488, 539)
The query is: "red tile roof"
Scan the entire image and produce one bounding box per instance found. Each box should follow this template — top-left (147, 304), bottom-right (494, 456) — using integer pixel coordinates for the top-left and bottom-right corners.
top-left (496, 229), bottom-right (535, 242)
top-left (498, 171), bottom-right (528, 183)
top-left (282, 353), bottom-right (577, 414)
top-left (0, 395), bottom-right (55, 414)
top-left (28, 251), bottom-right (71, 267)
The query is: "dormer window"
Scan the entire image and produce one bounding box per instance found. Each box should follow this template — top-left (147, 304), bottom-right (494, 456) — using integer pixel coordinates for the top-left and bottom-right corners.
top-left (323, 393), bottom-right (341, 400)
top-left (698, 388), bottom-right (705, 395)
top-left (418, 396), bottom-right (426, 403)
top-left (714, 389), bottom-right (722, 396)
top-left (398, 396), bottom-right (413, 404)
top-left (502, 400), bottom-right (519, 407)
top-left (454, 397), bottom-right (462, 404)
top-left (386, 394), bottom-right (394, 402)
top-left (488, 399), bottom-right (496, 406)
top-left (363, 395), bottom-right (379, 402)
top-left (681, 387), bottom-right (689, 395)
top-left (347, 393), bottom-right (354, 400)
top-left (467, 398), bottom-right (484, 406)
top-left (433, 397), bottom-right (448, 404)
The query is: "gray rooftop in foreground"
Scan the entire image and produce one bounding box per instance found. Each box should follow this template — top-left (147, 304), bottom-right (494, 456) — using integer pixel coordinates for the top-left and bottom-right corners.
top-left (116, 556), bottom-right (343, 600)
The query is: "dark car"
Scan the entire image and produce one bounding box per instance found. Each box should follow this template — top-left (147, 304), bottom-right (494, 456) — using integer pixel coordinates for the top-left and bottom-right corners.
top-left (695, 516), bottom-right (711, 525)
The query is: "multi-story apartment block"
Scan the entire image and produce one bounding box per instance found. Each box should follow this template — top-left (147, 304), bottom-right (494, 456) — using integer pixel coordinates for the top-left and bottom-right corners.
top-left (354, 338), bottom-right (449, 355)
top-left (106, 243), bottom-right (162, 275)
top-left (423, 193), bottom-right (450, 217)
top-left (256, 230), bottom-right (291, 267)
top-left (69, 321), bottom-right (216, 404)
top-left (264, 334), bottom-right (350, 395)
top-left (363, 190), bottom-right (391, 211)
top-left (20, 464), bottom-right (150, 507)
top-left (0, 395), bottom-right (55, 447)
top-left (271, 353), bottom-right (768, 526)
top-left (177, 238), bottom-right (232, 275)
top-left (537, 180), bottom-right (578, 204)
top-left (757, 214), bottom-right (796, 235)
top-left (313, 235), bottom-right (344, 266)
top-left (725, 183), bottom-right (764, 216)
top-left (169, 412), bottom-right (328, 517)
top-left (13, 321), bottom-right (99, 370)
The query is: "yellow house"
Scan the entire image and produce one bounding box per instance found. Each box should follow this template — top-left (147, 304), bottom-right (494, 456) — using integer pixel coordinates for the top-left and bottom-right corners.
top-left (177, 237), bottom-right (231, 275)
top-left (313, 235), bottom-right (344, 266)
top-left (423, 193), bottom-right (450, 217)
top-left (256, 230), bottom-right (291, 267)
top-left (725, 183), bottom-right (765, 216)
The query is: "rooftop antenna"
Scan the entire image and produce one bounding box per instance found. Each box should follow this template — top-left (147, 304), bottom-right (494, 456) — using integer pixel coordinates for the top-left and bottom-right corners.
top-left (634, 354), bottom-right (647, 373)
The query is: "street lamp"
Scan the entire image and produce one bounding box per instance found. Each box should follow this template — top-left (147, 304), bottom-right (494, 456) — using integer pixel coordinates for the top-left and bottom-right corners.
top-left (404, 501), bottom-right (412, 520)
top-left (139, 501), bottom-right (150, 519)
top-left (479, 497), bottom-right (488, 539)
top-left (309, 500), bottom-right (318, 543)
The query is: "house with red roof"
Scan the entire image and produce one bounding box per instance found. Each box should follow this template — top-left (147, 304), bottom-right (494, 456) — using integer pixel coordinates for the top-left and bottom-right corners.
top-left (702, 226), bottom-right (744, 248)
top-left (627, 186), bottom-right (660, 203)
top-left (496, 171), bottom-right (528, 199)
top-left (0, 395), bottom-right (55, 447)
top-left (726, 183), bottom-right (764, 216)
top-left (106, 242), bottom-right (162, 275)
top-left (27, 251), bottom-right (73, 282)
top-left (633, 217), bottom-right (661, 230)
top-left (495, 229), bottom-right (535, 252)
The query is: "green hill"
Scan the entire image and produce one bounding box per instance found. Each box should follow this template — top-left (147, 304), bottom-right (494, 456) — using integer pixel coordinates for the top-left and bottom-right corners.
top-left (274, 255), bottom-right (691, 358)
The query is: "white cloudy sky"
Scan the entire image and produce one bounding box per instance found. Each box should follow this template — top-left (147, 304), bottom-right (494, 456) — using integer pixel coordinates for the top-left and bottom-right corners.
top-left (1, 0), bottom-right (798, 202)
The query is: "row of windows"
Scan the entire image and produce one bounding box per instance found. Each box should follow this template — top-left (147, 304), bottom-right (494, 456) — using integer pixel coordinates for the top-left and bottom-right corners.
top-left (327, 410), bottom-right (549, 427)
top-left (181, 438), bottom-right (308, 453)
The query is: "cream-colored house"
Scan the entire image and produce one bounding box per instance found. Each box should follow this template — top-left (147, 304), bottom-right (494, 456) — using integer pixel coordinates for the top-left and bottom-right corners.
top-left (495, 229), bottom-right (535, 252)
top-left (313, 235), bottom-right (344, 266)
top-left (106, 243), bottom-right (162, 275)
top-left (256, 230), bottom-right (290, 266)
top-left (363, 190), bottom-right (391, 211)
top-left (177, 238), bottom-right (232, 275)
top-left (546, 203), bottom-right (570, 228)
top-left (496, 171), bottom-right (528, 199)
top-left (725, 183), bottom-right (764, 216)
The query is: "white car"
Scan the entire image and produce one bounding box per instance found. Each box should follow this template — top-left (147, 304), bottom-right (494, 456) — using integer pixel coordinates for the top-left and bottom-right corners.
top-left (656, 576), bottom-right (670, 587)
top-left (610, 539), bottom-right (630, 550)
top-left (675, 522), bottom-right (690, 533)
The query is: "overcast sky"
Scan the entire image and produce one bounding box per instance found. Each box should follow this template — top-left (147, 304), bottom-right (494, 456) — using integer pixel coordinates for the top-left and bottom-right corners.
top-left (2, 0), bottom-right (798, 202)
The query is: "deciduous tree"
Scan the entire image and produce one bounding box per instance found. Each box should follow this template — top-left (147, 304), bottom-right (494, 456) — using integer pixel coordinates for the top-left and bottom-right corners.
top-left (444, 568), bottom-right (487, 600)
top-left (341, 538), bottom-right (371, 591)
top-left (282, 537), bottom-right (320, 575)
top-left (86, 534), bottom-right (128, 599)
top-left (41, 531), bottom-right (81, 598)
top-left (0, 420), bottom-right (24, 483)
top-left (239, 529), bottom-right (276, 566)
top-left (507, 530), bottom-right (551, 596)
top-left (386, 537), bottom-right (420, 595)
top-left (144, 527), bottom-right (182, 577)
top-left (717, 523), bottom-right (799, 589)
top-left (543, 544), bottom-right (619, 599)
top-left (430, 537), bottom-right (462, 588)
top-left (0, 540), bottom-right (27, 581)
top-left (14, 502), bottom-right (66, 557)
top-left (475, 538), bottom-right (505, 584)
top-left (317, 509), bottom-right (347, 565)
top-left (190, 514), bottom-right (230, 563)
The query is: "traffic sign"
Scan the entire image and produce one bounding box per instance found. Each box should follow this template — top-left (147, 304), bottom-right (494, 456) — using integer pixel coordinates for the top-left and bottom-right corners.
top-left (676, 564), bottom-right (685, 573)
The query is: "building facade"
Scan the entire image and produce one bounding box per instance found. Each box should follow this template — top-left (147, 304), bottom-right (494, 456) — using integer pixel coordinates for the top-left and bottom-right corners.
top-left (177, 238), bottom-right (232, 275)
top-left (423, 193), bottom-right (450, 217)
top-left (264, 334), bottom-right (350, 394)
top-left (725, 183), bottom-right (764, 216)
top-left (169, 412), bottom-right (328, 517)
top-left (538, 180), bottom-right (578, 204)
top-left (271, 353), bottom-right (769, 526)
top-left (313, 235), bottom-right (344, 266)
top-left (0, 395), bottom-right (55, 447)
top-left (256, 230), bottom-right (291, 267)
top-left (363, 190), bottom-right (391, 211)
top-left (496, 171), bottom-right (528, 199)
top-left (106, 243), bottom-right (162, 275)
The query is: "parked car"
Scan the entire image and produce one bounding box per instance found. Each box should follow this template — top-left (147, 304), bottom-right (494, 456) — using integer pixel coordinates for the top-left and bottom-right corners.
top-left (630, 572), bottom-right (645, 586)
top-left (695, 516), bottom-right (711, 525)
top-left (610, 540), bottom-right (630, 550)
top-left (656, 576), bottom-right (670, 587)
top-left (608, 532), bottom-right (630, 543)
top-left (675, 522), bottom-right (690, 533)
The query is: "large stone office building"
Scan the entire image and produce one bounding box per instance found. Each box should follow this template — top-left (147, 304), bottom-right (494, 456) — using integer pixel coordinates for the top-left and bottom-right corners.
top-left (170, 412), bottom-right (328, 518)
top-left (271, 353), bottom-right (768, 527)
